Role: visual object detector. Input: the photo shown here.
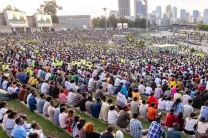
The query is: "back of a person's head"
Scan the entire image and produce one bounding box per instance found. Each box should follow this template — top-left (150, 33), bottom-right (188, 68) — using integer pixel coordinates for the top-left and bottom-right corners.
top-left (133, 97), bottom-right (138, 102)
top-left (151, 102), bottom-right (155, 107)
top-left (190, 112), bottom-right (196, 118)
top-left (134, 88), bottom-right (139, 93)
top-left (133, 113), bottom-right (139, 119)
top-left (96, 97), bottom-right (101, 102)
top-left (0, 101), bottom-right (7, 109)
top-left (107, 125), bottom-right (114, 133)
top-left (150, 92), bottom-right (154, 96)
top-left (8, 111), bottom-right (17, 119)
top-left (46, 96), bottom-right (52, 102)
top-left (88, 96), bottom-right (92, 101)
top-left (188, 99), bottom-right (192, 104)
top-left (198, 134), bottom-right (208, 138)
top-left (109, 105), bottom-right (115, 110)
top-left (142, 100), bottom-right (146, 104)
top-left (115, 130), bottom-right (124, 138)
top-left (84, 122), bottom-right (94, 133)
top-left (28, 132), bottom-right (39, 138)
top-left (108, 99), bottom-right (113, 104)
top-left (60, 106), bottom-right (66, 113)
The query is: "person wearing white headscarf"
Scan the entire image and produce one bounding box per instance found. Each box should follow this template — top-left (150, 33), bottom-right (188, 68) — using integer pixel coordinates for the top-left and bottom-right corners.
top-left (115, 130), bottom-right (123, 138)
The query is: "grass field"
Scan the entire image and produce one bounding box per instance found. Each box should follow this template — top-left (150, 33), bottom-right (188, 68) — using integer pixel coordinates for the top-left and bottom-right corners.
top-left (6, 100), bottom-right (72, 138)
top-left (0, 127), bottom-right (9, 138)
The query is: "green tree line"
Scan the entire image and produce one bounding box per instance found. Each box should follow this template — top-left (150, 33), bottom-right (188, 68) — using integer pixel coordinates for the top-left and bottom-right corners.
top-left (92, 15), bottom-right (150, 29)
top-left (196, 24), bottom-right (208, 31)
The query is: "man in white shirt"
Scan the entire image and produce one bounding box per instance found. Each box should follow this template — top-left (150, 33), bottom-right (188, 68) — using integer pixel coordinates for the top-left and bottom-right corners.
top-left (138, 81), bottom-right (145, 95)
top-left (59, 106), bottom-right (68, 128)
top-left (145, 84), bottom-right (152, 96)
top-left (139, 100), bottom-right (148, 119)
top-left (48, 100), bottom-right (56, 121)
top-left (182, 91), bottom-right (192, 105)
top-left (155, 77), bottom-right (161, 86)
top-left (67, 90), bottom-right (75, 104)
top-left (64, 78), bottom-right (71, 91)
top-left (174, 90), bottom-right (182, 102)
top-left (7, 84), bottom-right (14, 95)
top-left (2, 79), bottom-right (8, 90)
top-left (183, 99), bottom-right (194, 118)
top-left (40, 81), bottom-right (49, 94)
top-left (108, 105), bottom-right (119, 125)
top-left (45, 71), bottom-right (51, 81)
top-left (107, 83), bottom-right (115, 95)
top-left (114, 76), bottom-right (121, 87)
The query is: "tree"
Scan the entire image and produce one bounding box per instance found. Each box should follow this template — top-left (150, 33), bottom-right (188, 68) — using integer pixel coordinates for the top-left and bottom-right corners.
top-left (108, 15), bottom-right (117, 28)
top-left (4, 5), bottom-right (21, 11)
top-left (37, 0), bottom-right (63, 23)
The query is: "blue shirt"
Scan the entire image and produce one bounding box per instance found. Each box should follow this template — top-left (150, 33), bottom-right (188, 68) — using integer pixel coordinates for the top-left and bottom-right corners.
top-left (147, 121), bottom-right (162, 138)
top-left (120, 86), bottom-right (128, 98)
top-left (190, 91), bottom-right (196, 98)
top-left (173, 103), bottom-right (183, 115)
top-left (130, 119), bottom-right (142, 138)
top-left (54, 108), bottom-right (60, 125)
top-left (29, 96), bottom-right (37, 111)
top-left (167, 129), bottom-right (181, 138)
top-left (199, 106), bottom-right (208, 121)
top-left (12, 125), bottom-right (27, 138)
top-left (92, 102), bottom-right (101, 118)
top-left (37, 99), bottom-right (45, 113)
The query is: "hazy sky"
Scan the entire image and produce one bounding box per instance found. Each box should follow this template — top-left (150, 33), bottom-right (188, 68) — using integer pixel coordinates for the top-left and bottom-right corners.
top-left (0, 0), bottom-right (207, 17)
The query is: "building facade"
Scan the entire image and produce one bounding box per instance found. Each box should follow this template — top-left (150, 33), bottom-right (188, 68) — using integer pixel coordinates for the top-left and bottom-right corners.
top-left (58, 15), bottom-right (91, 29)
top-left (171, 7), bottom-right (177, 18)
top-left (109, 10), bottom-right (119, 18)
top-left (204, 9), bottom-right (208, 25)
top-left (180, 9), bottom-right (186, 20)
top-left (118, 0), bottom-right (131, 17)
top-left (134, 0), bottom-right (143, 18)
top-left (166, 5), bottom-right (171, 14)
top-left (193, 10), bottom-right (198, 18)
top-left (156, 6), bottom-right (162, 19)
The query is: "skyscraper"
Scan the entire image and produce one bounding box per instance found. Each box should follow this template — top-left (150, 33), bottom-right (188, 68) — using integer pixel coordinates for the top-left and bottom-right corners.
top-left (118, 0), bottom-right (131, 17)
top-left (134, 0), bottom-right (143, 18)
top-left (193, 10), bottom-right (198, 18)
top-left (166, 5), bottom-right (171, 14)
top-left (109, 10), bottom-right (119, 18)
top-left (171, 7), bottom-right (177, 18)
top-left (142, 5), bottom-right (147, 17)
top-left (203, 9), bottom-right (208, 25)
top-left (156, 6), bottom-right (162, 19)
top-left (180, 9), bottom-right (186, 20)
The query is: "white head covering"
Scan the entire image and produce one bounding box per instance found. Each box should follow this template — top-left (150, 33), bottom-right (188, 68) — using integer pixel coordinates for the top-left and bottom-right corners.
top-left (115, 130), bottom-right (123, 138)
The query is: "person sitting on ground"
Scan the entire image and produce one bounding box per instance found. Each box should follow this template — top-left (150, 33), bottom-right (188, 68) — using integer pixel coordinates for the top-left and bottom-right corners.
top-left (132, 88), bottom-right (140, 102)
top-left (18, 84), bottom-right (27, 101)
top-left (165, 96), bottom-right (174, 111)
top-left (195, 117), bottom-right (208, 138)
top-left (172, 98), bottom-right (183, 115)
top-left (65, 109), bottom-right (75, 133)
top-left (28, 132), bottom-right (39, 138)
top-left (175, 112), bottom-right (184, 132)
top-left (138, 81), bottom-right (145, 95)
top-left (72, 115), bottom-right (80, 137)
top-left (158, 94), bottom-right (166, 110)
top-left (116, 91), bottom-right (127, 110)
top-left (99, 98), bottom-right (113, 122)
top-left (147, 102), bottom-right (157, 122)
top-left (131, 97), bottom-right (139, 114)
top-left (11, 117), bottom-right (27, 138)
top-left (51, 82), bottom-right (60, 98)
top-left (48, 100), bottom-right (56, 121)
top-left (193, 92), bottom-right (203, 109)
top-left (67, 89), bottom-right (75, 104)
top-left (148, 92), bottom-right (158, 109)
top-left (59, 106), bottom-right (68, 129)
top-left (147, 117), bottom-right (165, 138)
top-left (71, 89), bottom-right (82, 107)
top-left (139, 100), bottom-right (148, 119)
top-left (130, 113), bottom-right (149, 138)
top-left (92, 97), bottom-right (102, 118)
top-left (23, 88), bottom-right (31, 104)
top-left (116, 105), bottom-right (130, 128)
top-left (77, 118), bottom-right (86, 138)
top-left (167, 123), bottom-right (181, 138)
top-left (198, 101), bottom-right (208, 121)
top-left (29, 122), bottom-right (45, 138)
top-left (0, 101), bottom-right (8, 123)
top-left (165, 108), bottom-right (176, 128)
top-left (184, 112), bottom-right (197, 135)
top-left (28, 92), bottom-right (37, 112)
top-left (183, 99), bottom-right (194, 118)
top-left (37, 93), bottom-right (46, 114)
top-left (53, 104), bottom-right (65, 125)
top-left (20, 114), bottom-right (31, 129)
top-left (43, 96), bottom-right (53, 117)
top-left (173, 89), bottom-right (182, 102)
top-left (85, 96), bottom-right (93, 114)
top-left (100, 125), bottom-right (115, 138)
top-left (6, 111), bottom-right (18, 137)
top-left (108, 105), bottom-right (119, 125)
top-left (2, 109), bottom-right (13, 131)
top-left (182, 91), bottom-right (191, 105)
top-left (59, 89), bottom-right (67, 103)
top-left (95, 86), bottom-right (105, 100)
top-left (84, 122), bottom-right (101, 138)
top-left (79, 93), bottom-right (88, 112)
top-left (154, 84), bottom-right (163, 99)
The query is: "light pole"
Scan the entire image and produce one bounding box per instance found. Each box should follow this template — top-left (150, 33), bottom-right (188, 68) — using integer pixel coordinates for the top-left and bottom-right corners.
top-left (144, 0), bottom-right (148, 51)
top-left (103, 8), bottom-right (108, 39)
top-left (118, 13), bottom-right (120, 34)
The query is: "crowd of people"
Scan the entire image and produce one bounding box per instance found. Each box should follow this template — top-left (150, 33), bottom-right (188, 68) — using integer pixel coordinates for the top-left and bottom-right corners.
top-left (0, 30), bottom-right (207, 138)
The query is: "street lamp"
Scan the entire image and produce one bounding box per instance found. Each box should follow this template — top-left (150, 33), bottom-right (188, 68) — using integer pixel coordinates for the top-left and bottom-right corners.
top-left (103, 8), bottom-right (108, 39)
top-left (143, 0), bottom-right (148, 51)
top-left (118, 12), bottom-right (120, 34)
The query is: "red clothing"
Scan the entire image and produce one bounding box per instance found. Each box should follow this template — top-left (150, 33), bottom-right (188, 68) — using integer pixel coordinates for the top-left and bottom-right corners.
top-left (175, 117), bottom-right (184, 131)
top-left (198, 84), bottom-right (205, 92)
top-left (63, 89), bottom-right (68, 96)
top-left (147, 65), bottom-right (151, 71)
top-left (148, 96), bottom-right (158, 109)
top-left (165, 113), bottom-right (176, 127)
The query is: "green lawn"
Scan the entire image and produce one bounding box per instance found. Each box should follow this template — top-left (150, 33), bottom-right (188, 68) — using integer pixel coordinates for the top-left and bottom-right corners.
top-left (6, 100), bottom-right (72, 138)
top-left (0, 127), bottom-right (9, 138)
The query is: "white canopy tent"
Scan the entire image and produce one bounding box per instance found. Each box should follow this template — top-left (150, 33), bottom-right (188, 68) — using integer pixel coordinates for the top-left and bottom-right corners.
top-left (149, 44), bottom-right (180, 54)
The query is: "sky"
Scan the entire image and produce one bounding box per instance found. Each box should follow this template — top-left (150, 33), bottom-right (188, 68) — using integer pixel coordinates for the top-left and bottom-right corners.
top-left (0, 0), bottom-right (207, 18)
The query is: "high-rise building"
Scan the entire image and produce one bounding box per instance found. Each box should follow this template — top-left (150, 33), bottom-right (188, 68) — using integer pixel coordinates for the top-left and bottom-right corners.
top-left (109, 10), bottom-right (119, 18)
top-left (166, 5), bottom-right (171, 14)
top-left (118, 0), bottom-right (131, 17)
top-left (134, 0), bottom-right (143, 18)
top-left (193, 10), bottom-right (198, 18)
top-left (171, 7), bottom-right (177, 18)
top-left (180, 9), bottom-right (186, 20)
top-left (142, 5), bottom-right (147, 17)
top-left (168, 12), bottom-right (173, 18)
top-left (204, 9), bottom-right (208, 25)
top-left (156, 6), bottom-right (162, 19)
top-left (163, 13), bottom-right (167, 19)
top-left (186, 12), bottom-right (190, 20)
